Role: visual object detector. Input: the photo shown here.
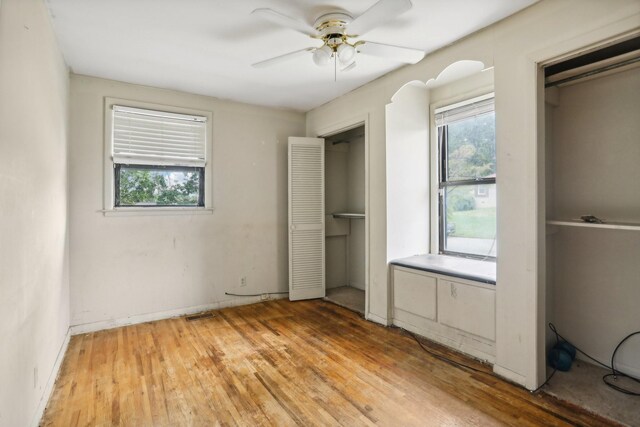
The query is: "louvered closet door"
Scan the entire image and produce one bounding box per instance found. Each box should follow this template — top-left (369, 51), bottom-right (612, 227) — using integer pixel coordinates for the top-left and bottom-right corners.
top-left (288, 137), bottom-right (325, 301)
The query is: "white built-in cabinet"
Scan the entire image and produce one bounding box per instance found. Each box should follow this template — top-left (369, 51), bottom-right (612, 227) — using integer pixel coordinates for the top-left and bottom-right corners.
top-left (391, 265), bottom-right (496, 362)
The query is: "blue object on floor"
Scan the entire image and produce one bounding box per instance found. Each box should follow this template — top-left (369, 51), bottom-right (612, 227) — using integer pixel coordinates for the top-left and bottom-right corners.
top-left (548, 347), bottom-right (573, 371)
top-left (555, 341), bottom-right (577, 360)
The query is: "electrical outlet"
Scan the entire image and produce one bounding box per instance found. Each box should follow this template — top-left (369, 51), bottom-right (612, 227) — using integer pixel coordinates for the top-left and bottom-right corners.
top-left (34, 367), bottom-right (38, 389)
top-left (240, 276), bottom-right (247, 287)
top-left (261, 293), bottom-right (269, 301)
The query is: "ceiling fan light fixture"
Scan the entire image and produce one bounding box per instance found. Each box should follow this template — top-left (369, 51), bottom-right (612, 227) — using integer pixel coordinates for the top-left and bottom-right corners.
top-left (337, 43), bottom-right (356, 65)
top-left (252, 0), bottom-right (422, 74)
top-left (312, 45), bottom-right (333, 67)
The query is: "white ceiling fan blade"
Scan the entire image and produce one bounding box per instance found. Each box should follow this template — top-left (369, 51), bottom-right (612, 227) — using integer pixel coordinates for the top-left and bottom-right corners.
top-left (251, 8), bottom-right (315, 36)
top-left (357, 41), bottom-right (424, 64)
top-left (252, 47), bottom-right (315, 68)
top-left (341, 61), bottom-right (357, 72)
top-left (349, 0), bottom-right (412, 37)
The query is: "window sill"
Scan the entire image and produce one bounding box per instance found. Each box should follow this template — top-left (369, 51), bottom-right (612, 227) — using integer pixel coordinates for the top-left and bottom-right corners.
top-left (101, 207), bottom-right (214, 217)
top-left (390, 254), bottom-right (496, 285)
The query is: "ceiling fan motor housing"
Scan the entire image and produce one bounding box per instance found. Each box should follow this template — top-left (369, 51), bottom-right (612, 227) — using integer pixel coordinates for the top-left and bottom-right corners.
top-left (314, 12), bottom-right (352, 39)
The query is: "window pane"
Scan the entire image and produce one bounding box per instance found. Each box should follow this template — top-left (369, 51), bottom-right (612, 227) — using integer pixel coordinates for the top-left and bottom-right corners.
top-left (116, 165), bottom-right (202, 207)
top-left (446, 112), bottom-right (496, 181)
top-left (443, 184), bottom-right (497, 257)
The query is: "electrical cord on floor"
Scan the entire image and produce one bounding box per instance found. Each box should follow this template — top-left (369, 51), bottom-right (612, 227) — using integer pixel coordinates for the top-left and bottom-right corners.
top-left (547, 323), bottom-right (640, 396)
top-left (409, 324), bottom-right (639, 397)
top-left (224, 291), bottom-right (289, 297)
top-left (408, 328), bottom-right (564, 395)
top-left (532, 323), bottom-right (560, 394)
top-left (602, 331), bottom-right (640, 396)
top-left (408, 331), bottom-right (488, 375)
top-left (532, 369), bottom-right (557, 394)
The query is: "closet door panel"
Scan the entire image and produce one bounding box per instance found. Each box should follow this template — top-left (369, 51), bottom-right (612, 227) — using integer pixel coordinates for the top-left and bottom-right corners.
top-left (288, 137), bottom-right (325, 300)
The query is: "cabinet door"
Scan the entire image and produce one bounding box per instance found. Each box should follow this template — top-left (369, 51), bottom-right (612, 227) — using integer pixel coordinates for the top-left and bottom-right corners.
top-left (437, 279), bottom-right (495, 341)
top-left (393, 269), bottom-right (437, 321)
top-left (288, 137), bottom-right (325, 300)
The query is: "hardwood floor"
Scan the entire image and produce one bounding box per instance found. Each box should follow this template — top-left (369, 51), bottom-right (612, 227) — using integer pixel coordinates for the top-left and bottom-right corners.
top-left (42, 299), bottom-right (614, 426)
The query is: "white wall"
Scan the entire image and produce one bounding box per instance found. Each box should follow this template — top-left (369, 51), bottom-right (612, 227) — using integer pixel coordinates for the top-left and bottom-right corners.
top-left (68, 75), bottom-right (305, 329)
top-left (325, 144), bottom-right (348, 288)
top-left (306, 0), bottom-right (640, 389)
top-left (0, 0), bottom-right (70, 425)
top-left (548, 69), bottom-right (640, 375)
top-left (551, 68), bottom-right (640, 222)
top-left (386, 84), bottom-right (430, 262)
top-left (348, 136), bottom-right (366, 290)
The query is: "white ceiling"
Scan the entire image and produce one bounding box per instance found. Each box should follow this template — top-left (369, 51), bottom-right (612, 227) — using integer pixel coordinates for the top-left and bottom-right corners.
top-left (47, 0), bottom-right (537, 112)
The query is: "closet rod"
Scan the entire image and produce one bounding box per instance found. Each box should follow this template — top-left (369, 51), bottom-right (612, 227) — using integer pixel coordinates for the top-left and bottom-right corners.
top-left (545, 56), bottom-right (640, 88)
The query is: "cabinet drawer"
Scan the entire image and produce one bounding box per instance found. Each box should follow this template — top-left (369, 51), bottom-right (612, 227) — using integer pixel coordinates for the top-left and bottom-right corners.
top-left (393, 269), bottom-right (437, 321)
top-left (437, 279), bottom-right (495, 341)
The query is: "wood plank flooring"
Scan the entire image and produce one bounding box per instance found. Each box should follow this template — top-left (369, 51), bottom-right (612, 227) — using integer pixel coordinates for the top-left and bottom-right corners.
top-left (41, 299), bottom-right (615, 426)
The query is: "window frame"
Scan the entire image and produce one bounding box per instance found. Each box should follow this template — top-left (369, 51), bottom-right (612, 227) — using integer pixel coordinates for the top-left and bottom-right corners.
top-left (430, 91), bottom-right (496, 260)
top-left (103, 97), bottom-right (213, 215)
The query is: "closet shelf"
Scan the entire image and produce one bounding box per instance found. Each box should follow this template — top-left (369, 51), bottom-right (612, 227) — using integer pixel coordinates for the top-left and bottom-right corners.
top-left (546, 219), bottom-right (640, 231)
top-left (332, 212), bottom-right (365, 220)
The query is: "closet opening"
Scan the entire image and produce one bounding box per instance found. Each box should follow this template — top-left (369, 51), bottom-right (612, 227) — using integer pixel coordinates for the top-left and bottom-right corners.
top-left (539, 34), bottom-right (640, 426)
top-left (323, 125), bottom-right (366, 315)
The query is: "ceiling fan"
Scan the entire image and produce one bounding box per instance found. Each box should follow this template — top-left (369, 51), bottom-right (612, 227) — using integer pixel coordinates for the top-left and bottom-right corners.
top-left (251, 0), bottom-right (425, 72)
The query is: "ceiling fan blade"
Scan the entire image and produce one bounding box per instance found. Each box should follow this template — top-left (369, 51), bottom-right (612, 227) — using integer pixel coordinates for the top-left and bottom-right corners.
top-left (252, 47), bottom-right (315, 68)
top-left (357, 41), bottom-right (424, 64)
top-left (251, 8), bottom-right (315, 36)
top-left (349, 0), bottom-right (412, 36)
top-left (341, 61), bottom-right (357, 72)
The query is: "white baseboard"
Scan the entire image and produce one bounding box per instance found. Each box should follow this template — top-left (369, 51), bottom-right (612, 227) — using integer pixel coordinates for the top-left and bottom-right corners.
top-left (493, 364), bottom-right (528, 388)
top-left (30, 328), bottom-right (71, 427)
top-left (366, 312), bottom-right (389, 326)
top-left (393, 318), bottom-right (496, 364)
top-left (70, 294), bottom-right (288, 335)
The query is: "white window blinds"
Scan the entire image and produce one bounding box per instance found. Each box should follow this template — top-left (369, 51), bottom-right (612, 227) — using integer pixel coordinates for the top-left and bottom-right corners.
top-left (435, 95), bottom-right (494, 127)
top-left (112, 105), bottom-right (207, 167)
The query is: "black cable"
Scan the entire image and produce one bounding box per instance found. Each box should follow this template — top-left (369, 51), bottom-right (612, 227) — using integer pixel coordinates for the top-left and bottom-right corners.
top-left (410, 328), bottom-right (561, 394)
top-left (224, 291), bottom-right (289, 297)
top-left (548, 323), bottom-right (610, 369)
top-left (408, 331), bottom-right (488, 375)
top-left (533, 368), bottom-right (557, 394)
top-left (409, 330), bottom-right (556, 397)
top-left (533, 324), bottom-right (560, 393)
top-left (409, 324), bottom-right (639, 396)
top-left (602, 331), bottom-right (640, 396)
top-left (548, 323), bottom-right (640, 396)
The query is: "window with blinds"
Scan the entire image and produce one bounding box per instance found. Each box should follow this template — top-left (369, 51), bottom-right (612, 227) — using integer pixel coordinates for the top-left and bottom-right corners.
top-left (435, 94), bottom-right (496, 259)
top-left (111, 105), bottom-right (207, 207)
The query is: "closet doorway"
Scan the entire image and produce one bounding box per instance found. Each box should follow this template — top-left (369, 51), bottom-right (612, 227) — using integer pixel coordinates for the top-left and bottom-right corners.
top-left (323, 125), bottom-right (367, 315)
top-left (539, 35), bottom-right (640, 426)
